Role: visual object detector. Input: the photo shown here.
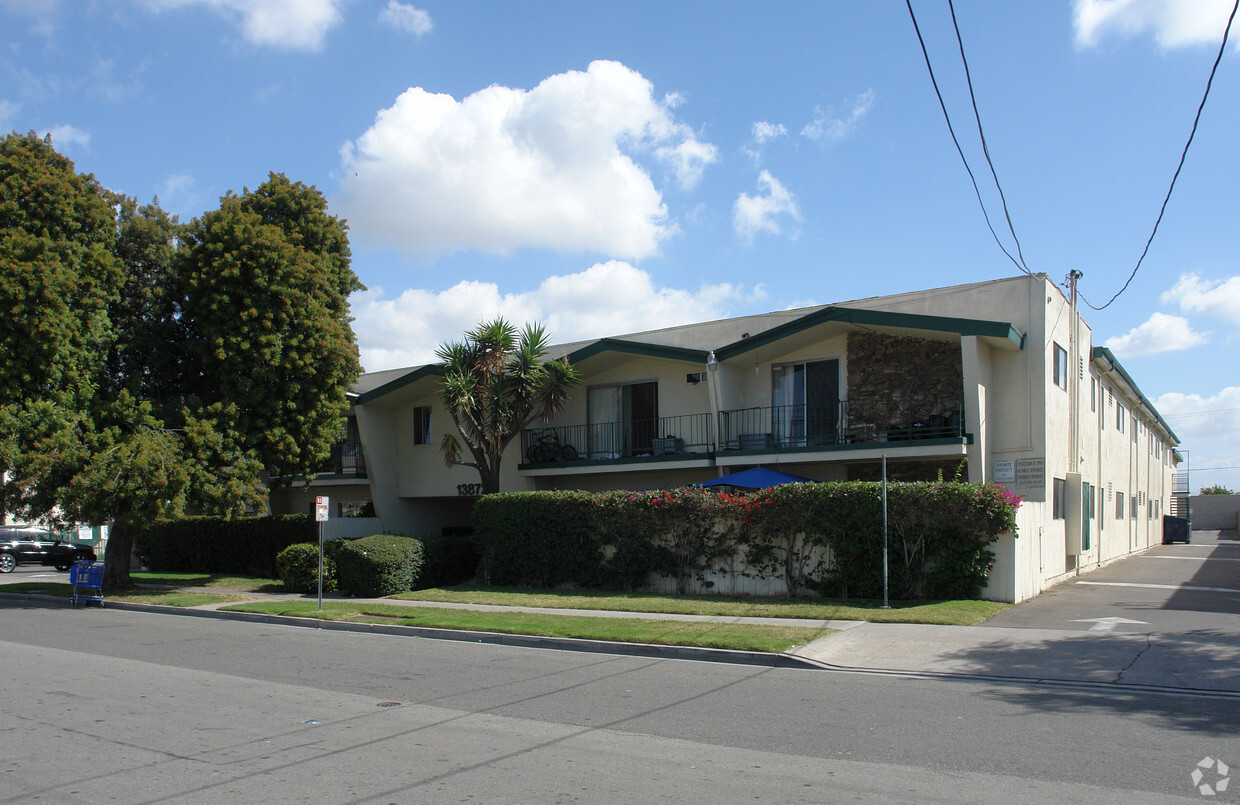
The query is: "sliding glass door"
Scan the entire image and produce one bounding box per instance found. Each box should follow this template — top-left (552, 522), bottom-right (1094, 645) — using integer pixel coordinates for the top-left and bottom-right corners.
top-left (772, 359), bottom-right (839, 447)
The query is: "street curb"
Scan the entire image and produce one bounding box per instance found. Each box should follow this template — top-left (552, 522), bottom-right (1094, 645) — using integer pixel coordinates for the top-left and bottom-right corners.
top-left (49, 595), bottom-right (824, 670)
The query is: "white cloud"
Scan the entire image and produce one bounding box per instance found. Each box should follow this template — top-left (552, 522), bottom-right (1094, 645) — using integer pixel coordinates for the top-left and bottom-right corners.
top-left (1, 0), bottom-right (59, 36)
top-left (0, 99), bottom-right (19, 130)
top-left (337, 60), bottom-right (715, 260)
top-left (1073, 0), bottom-right (1239, 49)
top-left (733, 170), bottom-right (801, 244)
top-left (801, 89), bottom-right (875, 143)
top-left (43, 124), bottom-right (89, 149)
top-left (1161, 273), bottom-right (1240, 326)
top-left (156, 173), bottom-right (200, 218)
top-left (655, 137), bottom-right (718, 190)
top-left (143, 0), bottom-right (345, 51)
top-left (1104, 312), bottom-right (1208, 357)
top-left (1154, 386), bottom-right (1240, 493)
top-left (349, 261), bottom-right (758, 371)
top-left (379, 1), bottom-right (432, 36)
top-left (752, 121), bottom-right (788, 145)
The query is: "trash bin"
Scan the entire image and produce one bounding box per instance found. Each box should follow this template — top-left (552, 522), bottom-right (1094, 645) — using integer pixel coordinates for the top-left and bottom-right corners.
top-left (1162, 515), bottom-right (1190, 545)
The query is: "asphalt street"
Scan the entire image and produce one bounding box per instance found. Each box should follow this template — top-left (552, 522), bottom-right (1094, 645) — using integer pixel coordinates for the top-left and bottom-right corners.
top-left (2, 598), bottom-right (1238, 803)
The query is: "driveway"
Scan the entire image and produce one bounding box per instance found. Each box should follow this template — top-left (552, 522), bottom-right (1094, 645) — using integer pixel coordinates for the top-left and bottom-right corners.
top-left (981, 529), bottom-right (1240, 634)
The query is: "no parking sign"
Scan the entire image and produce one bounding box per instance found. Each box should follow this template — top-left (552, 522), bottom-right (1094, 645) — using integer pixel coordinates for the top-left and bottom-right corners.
top-left (315, 496), bottom-right (330, 522)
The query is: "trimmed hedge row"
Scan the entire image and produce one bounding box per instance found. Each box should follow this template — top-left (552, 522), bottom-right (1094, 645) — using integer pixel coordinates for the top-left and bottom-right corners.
top-left (134, 515), bottom-right (315, 577)
top-left (472, 481), bottom-right (1020, 599)
top-left (137, 515), bottom-right (481, 595)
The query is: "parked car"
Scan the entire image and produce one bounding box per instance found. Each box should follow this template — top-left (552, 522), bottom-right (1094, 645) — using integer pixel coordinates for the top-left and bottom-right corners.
top-left (0, 526), bottom-right (96, 573)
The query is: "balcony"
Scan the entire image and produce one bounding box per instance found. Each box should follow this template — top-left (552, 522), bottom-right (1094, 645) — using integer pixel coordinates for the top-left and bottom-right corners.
top-left (319, 441), bottom-right (367, 477)
top-left (719, 397), bottom-right (965, 454)
top-left (521, 413), bottom-right (713, 467)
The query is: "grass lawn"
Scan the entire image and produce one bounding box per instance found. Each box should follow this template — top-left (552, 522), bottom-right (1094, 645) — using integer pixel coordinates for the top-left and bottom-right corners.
top-left (221, 600), bottom-right (827, 653)
top-left (0, 581), bottom-right (257, 608)
top-left (392, 586), bottom-right (1009, 626)
top-left (131, 572), bottom-right (283, 592)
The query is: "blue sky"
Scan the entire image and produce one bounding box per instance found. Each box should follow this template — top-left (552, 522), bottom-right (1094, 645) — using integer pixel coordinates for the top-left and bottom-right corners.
top-left (3, 0), bottom-right (1238, 492)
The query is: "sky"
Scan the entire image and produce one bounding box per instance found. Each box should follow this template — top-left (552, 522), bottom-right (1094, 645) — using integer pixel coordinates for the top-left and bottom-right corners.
top-left (2, 0), bottom-right (1238, 493)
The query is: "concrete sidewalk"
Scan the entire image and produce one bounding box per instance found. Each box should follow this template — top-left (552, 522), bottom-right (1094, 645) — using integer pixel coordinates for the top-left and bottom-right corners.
top-left (786, 622), bottom-right (1240, 694)
top-left (164, 585), bottom-right (1240, 696)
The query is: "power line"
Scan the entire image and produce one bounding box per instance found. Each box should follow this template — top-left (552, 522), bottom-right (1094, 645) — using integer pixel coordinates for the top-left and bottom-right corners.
top-left (1162, 408), bottom-right (1240, 420)
top-left (948, 0), bottom-right (1030, 274)
top-left (1083, 0), bottom-right (1239, 311)
top-left (905, 0), bottom-right (1030, 276)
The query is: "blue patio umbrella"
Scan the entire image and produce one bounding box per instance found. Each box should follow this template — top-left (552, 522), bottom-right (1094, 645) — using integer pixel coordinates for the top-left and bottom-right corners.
top-left (696, 467), bottom-right (814, 490)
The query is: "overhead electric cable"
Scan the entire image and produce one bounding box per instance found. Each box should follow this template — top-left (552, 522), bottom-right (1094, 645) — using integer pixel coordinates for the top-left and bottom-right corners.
top-left (905, 0), bottom-right (1030, 276)
top-left (1084, 0), bottom-right (1239, 311)
top-left (948, 0), bottom-right (1031, 273)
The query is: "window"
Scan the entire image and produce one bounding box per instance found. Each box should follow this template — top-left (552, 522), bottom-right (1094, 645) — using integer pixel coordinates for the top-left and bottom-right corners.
top-left (1053, 343), bottom-right (1068, 390)
top-left (588, 381), bottom-right (658, 458)
top-left (1091, 377), bottom-right (1097, 412)
top-left (1132, 416), bottom-right (1138, 443)
top-left (1131, 492), bottom-right (1138, 520)
top-left (1116, 492), bottom-right (1124, 519)
top-left (1116, 403), bottom-right (1126, 433)
top-left (772, 359), bottom-right (840, 448)
top-left (412, 406), bottom-right (432, 445)
top-left (1052, 477), bottom-right (1066, 520)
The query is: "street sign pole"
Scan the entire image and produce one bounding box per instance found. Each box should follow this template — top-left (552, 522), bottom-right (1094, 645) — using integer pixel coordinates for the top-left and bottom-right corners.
top-left (315, 496), bottom-right (329, 610)
top-left (881, 454), bottom-right (890, 609)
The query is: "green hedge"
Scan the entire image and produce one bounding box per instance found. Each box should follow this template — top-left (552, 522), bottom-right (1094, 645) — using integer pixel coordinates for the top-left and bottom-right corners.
top-left (134, 515), bottom-right (315, 577)
top-left (472, 481), bottom-right (1020, 600)
top-left (276, 542), bottom-right (338, 593)
top-left (416, 534), bottom-right (481, 589)
top-left (335, 534), bottom-right (424, 597)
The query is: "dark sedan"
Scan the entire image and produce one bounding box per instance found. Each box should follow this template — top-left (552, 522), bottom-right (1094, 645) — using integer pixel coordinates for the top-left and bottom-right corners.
top-left (0, 526), bottom-right (96, 573)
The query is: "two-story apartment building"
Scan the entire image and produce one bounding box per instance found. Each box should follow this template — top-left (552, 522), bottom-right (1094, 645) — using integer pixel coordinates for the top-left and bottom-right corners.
top-left (277, 274), bottom-right (1180, 603)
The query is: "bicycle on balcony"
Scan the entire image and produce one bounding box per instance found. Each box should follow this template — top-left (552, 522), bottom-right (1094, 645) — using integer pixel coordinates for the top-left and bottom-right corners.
top-left (526, 430), bottom-right (579, 464)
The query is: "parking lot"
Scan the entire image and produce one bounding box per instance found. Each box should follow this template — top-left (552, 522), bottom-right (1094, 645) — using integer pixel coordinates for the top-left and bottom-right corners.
top-left (983, 529), bottom-right (1240, 634)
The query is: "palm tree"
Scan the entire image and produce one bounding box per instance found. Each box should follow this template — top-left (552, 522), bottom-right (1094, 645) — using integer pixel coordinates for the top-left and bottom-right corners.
top-left (436, 319), bottom-right (581, 493)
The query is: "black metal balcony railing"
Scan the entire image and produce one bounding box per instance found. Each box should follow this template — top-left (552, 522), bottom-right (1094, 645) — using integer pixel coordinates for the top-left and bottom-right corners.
top-left (719, 397), bottom-right (964, 452)
top-left (319, 441), bottom-right (367, 477)
top-left (522, 413), bottom-right (713, 465)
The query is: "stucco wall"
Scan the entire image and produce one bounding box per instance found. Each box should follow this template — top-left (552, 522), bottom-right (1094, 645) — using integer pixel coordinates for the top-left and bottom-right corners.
top-left (1188, 494), bottom-right (1240, 530)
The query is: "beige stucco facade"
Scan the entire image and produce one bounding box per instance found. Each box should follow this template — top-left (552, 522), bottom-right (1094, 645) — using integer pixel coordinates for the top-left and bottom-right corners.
top-left (293, 274), bottom-right (1180, 603)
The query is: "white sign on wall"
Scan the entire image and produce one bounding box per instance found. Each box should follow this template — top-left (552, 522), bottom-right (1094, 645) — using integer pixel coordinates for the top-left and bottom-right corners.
top-left (993, 461), bottom-right (1016, 484)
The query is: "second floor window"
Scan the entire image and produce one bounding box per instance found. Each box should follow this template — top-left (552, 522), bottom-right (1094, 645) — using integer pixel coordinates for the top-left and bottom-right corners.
top-left (413, 406), bottom-right (432, 445)
top-left (1053, 343), bottom-right (1068, 390)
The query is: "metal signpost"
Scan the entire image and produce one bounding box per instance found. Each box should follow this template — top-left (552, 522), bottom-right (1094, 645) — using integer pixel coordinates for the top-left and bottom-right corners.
top-left (881, 454), bottom-right (890, 609)
top-left (315, 496), bottom-right (329, 610)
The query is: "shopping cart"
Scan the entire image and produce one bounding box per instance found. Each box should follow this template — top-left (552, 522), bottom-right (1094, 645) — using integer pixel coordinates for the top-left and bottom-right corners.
top-left (69, 561), bottom-right (104, 607)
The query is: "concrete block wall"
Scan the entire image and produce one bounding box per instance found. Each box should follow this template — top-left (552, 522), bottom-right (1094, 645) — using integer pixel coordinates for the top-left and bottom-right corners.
top-left (1188, 494), bottom-right (1240, 530)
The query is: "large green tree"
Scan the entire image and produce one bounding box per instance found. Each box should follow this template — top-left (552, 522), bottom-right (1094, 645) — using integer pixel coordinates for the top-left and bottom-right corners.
top-left (437, 319), bottom-right (581, 494)
top-left (1, 136), bottom-right (362, 586)
top-left (177, 173), bottom-right (364, 480)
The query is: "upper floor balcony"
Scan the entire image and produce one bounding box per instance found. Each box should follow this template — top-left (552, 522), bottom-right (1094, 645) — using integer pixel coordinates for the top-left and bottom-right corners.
top-left (518, 393), bottom-right (967, 470)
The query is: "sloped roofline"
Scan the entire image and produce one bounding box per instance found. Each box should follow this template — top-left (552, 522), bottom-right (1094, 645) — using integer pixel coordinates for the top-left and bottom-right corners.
top-left (713, 305), bottom-right (1025, 360)
top-left (1092, 346), bottom-right (1179, 444)
top-left (353, 364), bottom-right (443, 405)
top-left (355, 307), bottom-right (1024, 405)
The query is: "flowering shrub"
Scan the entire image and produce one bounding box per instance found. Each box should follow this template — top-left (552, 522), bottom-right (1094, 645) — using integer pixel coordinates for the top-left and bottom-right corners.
top-left (471, 480), bottom-right (1021, 599)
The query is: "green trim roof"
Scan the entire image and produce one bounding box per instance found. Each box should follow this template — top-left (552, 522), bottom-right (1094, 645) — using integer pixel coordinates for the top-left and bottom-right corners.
top-left (1091, 347), bottom-right (1179, 443)
top-left (353, 364), bottom-right (443, 405)
top-left (566, 338), bottom-right (710, 365)
top-left (713, 306), bottom-right (1024, 360)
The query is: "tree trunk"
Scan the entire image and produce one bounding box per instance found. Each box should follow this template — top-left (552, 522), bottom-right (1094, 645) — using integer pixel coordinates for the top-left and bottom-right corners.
top-left (480, 458), bottom-right (502, 495)
top-left (102, 518), bottom-right (134, 589)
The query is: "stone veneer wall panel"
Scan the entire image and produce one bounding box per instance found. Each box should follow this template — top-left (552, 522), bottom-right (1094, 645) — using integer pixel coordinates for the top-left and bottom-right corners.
top-left (846, 332), bottom-right (964, 430)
